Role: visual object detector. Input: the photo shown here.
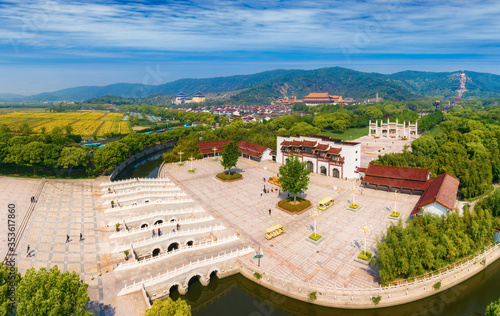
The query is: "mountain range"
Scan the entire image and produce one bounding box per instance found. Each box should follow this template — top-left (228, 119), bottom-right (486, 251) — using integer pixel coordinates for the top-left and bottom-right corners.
top-left (2, 67), bottom-right (500, 104)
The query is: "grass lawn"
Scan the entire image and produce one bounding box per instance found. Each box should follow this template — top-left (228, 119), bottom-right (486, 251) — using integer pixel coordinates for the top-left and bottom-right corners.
top-left (278, 197), bottom-right (311, 212)
top-left (216, 172), bottom-right (242, 181)
top-left (429, 125), bottom-right (444, 136)
top-left (321, 126), bottom-right (369, 141)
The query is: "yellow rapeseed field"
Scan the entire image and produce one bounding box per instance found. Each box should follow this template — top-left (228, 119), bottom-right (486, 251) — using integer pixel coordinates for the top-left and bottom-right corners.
top-left (0, 111), bottom-right (130, 136)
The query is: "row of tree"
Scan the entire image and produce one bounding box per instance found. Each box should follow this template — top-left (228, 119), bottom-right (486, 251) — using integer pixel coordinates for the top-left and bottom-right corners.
top-left (377, 209), bottom-right (500, 284)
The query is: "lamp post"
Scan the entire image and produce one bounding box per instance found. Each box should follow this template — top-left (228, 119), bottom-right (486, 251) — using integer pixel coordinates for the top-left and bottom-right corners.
top-left (309, 208), bottom-right (322, 237)
top-left (212, 147), bottom-right (217, 160)
top-left (350, 184), bottom-right (357, 206)
top-left (189, 156), bottom-right (194, 170)
top-left (393, 189), bottom-right (400, 214)
top-left (178, 151), bottom-right (184, 164)
top-left (358, 223), bottom-right (372, 256)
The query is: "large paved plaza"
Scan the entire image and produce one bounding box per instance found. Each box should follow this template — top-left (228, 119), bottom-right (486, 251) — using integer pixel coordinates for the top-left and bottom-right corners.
top-left (161, 157), bottom-right (420, 289)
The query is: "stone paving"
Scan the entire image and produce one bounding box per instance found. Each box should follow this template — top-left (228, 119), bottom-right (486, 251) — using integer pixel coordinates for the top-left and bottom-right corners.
top-left (358, 135), bottom-right (419, 168)
top-left (161, 157), bottom-right (420, 289)
top-left (0, 177), bottom-right (42, 261)
top-left (14, 180), bottom-right (105, 303)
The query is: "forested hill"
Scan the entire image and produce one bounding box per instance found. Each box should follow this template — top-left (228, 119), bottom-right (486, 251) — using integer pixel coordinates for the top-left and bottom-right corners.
top-left (387, 70), bottom-right (500, 99)
top-left (9, 67), bottom-right (500, 103)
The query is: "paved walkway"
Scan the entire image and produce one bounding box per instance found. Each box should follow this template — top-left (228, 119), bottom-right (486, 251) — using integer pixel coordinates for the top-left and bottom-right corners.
top-left (161, 158), bottom-right (420, 289)
top-left (358, 135), bottom-right (419, 168)
top-left (14, 180), bottom-right (105, 304)
top-left (0, 177), bottom-right (42, 261)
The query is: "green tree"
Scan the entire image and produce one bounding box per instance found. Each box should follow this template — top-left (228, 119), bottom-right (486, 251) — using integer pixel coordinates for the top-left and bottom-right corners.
top-left (144, 298), bottom-right (191, 316)
top-left (486, 298), bottom-right (500, 316)
top-left (0, 260), bottom-right (22, 316)
top-left (220, 141), bottom-right (241, 175)
top-left (0, 124), bottom-right (10, 133)
top-left (287, 122), bottom-right (320, 136)
top-left (57, 147), bottom-right (88, 175)
top-left (16, 266), bottom-right (91, 316)
top-left (278, 154), bottom-right (311, 203)
top-left (23, 141), bottom-right (45, 175)
top-left (411, 134), bottom-right (438, 156)
top-left (292, 102), bottom-right (308, 112)
top-left (64, 125), bottom-right (73, 135)
top-left (19, 123), bottom-right (31, 135)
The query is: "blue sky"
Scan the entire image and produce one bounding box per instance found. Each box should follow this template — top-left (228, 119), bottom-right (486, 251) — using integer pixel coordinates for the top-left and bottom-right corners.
top-left (0, 0), bottom-right (499, 95)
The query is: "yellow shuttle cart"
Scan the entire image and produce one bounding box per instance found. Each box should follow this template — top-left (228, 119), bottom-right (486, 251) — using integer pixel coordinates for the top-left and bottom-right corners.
top-left (265, 224), bottom-right (285, 240)
top-left (318, 197), bottom-right (335, 211)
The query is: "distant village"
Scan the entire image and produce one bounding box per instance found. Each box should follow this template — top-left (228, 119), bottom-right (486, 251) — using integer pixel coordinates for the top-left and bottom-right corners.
top-left (171, 92), bottom-right (379, 123)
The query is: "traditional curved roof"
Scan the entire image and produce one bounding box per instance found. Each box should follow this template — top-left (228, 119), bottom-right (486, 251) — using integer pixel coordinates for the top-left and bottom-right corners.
top-left (411, 173), bottom-right (460, 215)
top-left (176, 92), bottom-right (187, 97)
top-left (193, 92), bottom-right (204, 97)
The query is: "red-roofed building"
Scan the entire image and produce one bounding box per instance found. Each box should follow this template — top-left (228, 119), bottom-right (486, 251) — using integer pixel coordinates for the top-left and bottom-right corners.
top-left (362, 164), bottom-right (430, 194)
top-left (237, 140), bottom-right (273, 161)
top-left (411, 173), bottom-right (460, 217)
top-left (495, 228), bottom-right (500, 243)
top-left (197, 140), bottom-right (232, 156)
top-left (198, 140), bottom-right (273, 161)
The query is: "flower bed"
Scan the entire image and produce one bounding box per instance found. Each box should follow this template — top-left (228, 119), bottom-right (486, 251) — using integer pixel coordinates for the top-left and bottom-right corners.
top-left (188, 169), bottom-right (195, 173)
top-left (277, 197), bottom-right (311, 213)
top-left (390, 211), bottom-right (400, 217)
top-left (309, 233), bottom-right (322, 241)
top-left (177, 162), bottom-right (184, 166)
top-left (358, 250), bottom-right (372, 261)
top-left (216, 172), bottom-right (242, 181)
top-left (268, 176), bottom-right (281, 187)
top-left (349, 204), bottom-right (359, 209)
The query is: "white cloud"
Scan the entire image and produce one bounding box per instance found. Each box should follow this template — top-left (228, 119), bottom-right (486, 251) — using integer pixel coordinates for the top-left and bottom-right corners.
top-left (0, 0), bottom-right (497, 55)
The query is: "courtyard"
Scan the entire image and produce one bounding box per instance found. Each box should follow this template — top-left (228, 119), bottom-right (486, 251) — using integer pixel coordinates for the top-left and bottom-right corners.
top-left (161, 156), bottom-right (420, 289)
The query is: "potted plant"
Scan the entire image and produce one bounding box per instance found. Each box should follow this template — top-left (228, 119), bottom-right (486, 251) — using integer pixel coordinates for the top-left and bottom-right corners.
top-left (108, 187), bottom-right (111, 192)
top-left (124, 250), bottom-right (129, 260)
top-left (115, 223), bottom-right (120, 232)
top-left (111, 200), bottom-right (115, 208)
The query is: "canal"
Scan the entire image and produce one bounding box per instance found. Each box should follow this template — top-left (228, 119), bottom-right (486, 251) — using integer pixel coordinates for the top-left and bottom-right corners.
top-left (116, 151), bottom-right (500, 316)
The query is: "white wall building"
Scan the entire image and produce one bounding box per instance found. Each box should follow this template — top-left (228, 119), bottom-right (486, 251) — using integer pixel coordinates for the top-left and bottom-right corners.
top-left (277, 135), bottom-right (361, 179)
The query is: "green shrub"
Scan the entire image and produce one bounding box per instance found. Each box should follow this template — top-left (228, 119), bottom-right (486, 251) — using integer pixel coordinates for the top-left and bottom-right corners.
top-left (372, 295), bottom-right (382, 305)
top-left (123, 250), bottom-right (129, 260)
top-left (278, 197), bottom-right (311, 213)
top-left (433, 281), bottom-right (441, 290)
top-left (253, 272), bottom-right (262, 280)
top-left (308, 291), bottom-right (317, 302)
top-left (358, 251), bottom-right (372, 261)
top-left (309, 233), bottom-right (322, 241)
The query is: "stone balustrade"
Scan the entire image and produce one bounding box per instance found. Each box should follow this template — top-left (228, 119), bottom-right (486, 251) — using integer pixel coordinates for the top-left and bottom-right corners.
top-left (104, 198), bottom-right (194, 213)
top-left (112, 224), bottom-right (226, 253)
top-left (112, 207), bottom-right (205, 226)
top-left (115, 235), bottom-right (240, 271)
top-left (238, 242), bottom-right (500, 308)
top-left (117, 246), bottom-right (254, 296)
top-left (110, 216), bottom-right (216, 238)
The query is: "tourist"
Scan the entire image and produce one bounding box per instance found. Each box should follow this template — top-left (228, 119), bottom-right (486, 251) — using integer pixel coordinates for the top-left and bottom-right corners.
top-left (158, 228), bottom-right (161, 236)
top-left (152, 229), bottom-right (156, 237)
top-left (271, 188), bottom-right (274, 193)
top-left (66, 235), bottom-right (70, 243)
top-left (269, 209), bottom-right (271, 215)
top-left (236, 229), bottom-right (240, 235)
top-left (260, 190), bottom-right (262, 196)
top-left (27, 244), bottom-right (30, 254)
top-left (79, 233), bottom-right (83, 241)
top-left (176, 223), bottom-right (180, 231)
top-left (263, 177), bottom-right (266, 182)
